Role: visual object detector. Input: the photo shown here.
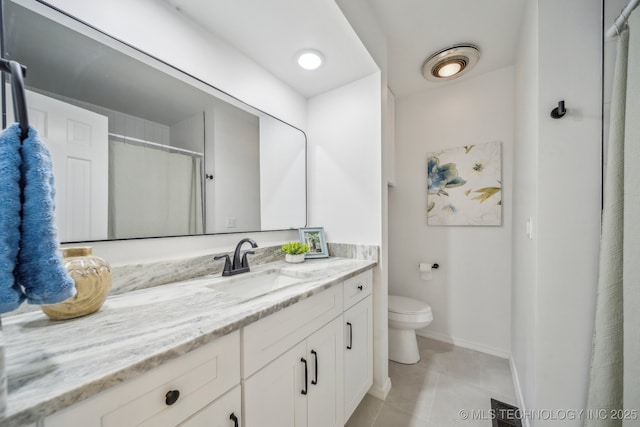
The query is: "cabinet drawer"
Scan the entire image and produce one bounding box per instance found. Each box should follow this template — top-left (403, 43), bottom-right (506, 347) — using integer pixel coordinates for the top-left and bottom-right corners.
top-left (343, 270), bottom-right (372, 310)
top-left (179, 385), bottom-right (241, 427)
top-left (45, 331), bottom-right (240, 427)
top-left (243, 285), bottom-right (343, 377)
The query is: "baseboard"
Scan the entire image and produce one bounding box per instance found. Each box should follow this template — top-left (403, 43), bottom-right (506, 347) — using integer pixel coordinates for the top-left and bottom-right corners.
top-left (367, 376), bottom-right (392, 400)
top-left (509, 356), bottom-right (530, 427)
top-left (416, 330), bottom-right (511, 359)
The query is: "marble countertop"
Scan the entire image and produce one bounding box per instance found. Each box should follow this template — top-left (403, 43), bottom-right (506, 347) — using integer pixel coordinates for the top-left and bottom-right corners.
top-left (1, 257), bottom-right (376, 426)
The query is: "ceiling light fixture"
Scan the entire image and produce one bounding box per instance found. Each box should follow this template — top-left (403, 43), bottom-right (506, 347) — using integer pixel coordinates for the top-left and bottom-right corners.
top-left (296, 49), bottom-right (325, 70)
top-left (422, 44), bottom-right (480, 82)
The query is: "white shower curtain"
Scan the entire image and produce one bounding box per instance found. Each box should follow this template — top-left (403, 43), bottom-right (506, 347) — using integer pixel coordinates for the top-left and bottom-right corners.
top-left (109, 140), bottom-right (203, 239)
top-left (585, 9), bottom-right (640, 427)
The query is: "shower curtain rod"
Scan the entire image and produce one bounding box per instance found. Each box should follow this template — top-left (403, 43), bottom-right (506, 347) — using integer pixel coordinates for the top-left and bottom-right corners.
top-left (109, 133), bottom-right (204, 157)
top-left (606, 0), bottom-right (640, 37)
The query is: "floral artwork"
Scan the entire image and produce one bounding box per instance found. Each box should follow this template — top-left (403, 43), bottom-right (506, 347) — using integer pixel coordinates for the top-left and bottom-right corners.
top-left (427, 141), bottom-right (502, 226)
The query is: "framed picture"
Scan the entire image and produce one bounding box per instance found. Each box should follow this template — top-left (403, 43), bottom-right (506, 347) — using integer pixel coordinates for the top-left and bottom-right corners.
top-left (299, 227), bottom-right (329, 258)
top-left (427, 141), bottom-right (502, 226)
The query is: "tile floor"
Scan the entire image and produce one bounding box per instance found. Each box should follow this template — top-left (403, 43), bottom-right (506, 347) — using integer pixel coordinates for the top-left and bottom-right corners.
top-left (346, 336), bottom-right (518, 427)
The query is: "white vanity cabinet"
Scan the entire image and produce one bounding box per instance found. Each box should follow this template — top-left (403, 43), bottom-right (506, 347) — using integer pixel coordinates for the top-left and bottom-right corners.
top-left (44, 331), bottom-right (240, 427)
top-left (39, 268), bottom-right (375, 427)
top-left (244, 317), bottom-right (343, 427)
top-left (343, 271), bottom-right (373, 423)
top-left (242, 285), bottom-right (344, 427)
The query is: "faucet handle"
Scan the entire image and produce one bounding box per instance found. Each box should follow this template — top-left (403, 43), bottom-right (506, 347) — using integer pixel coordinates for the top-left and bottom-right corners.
top-left (240, 251), bottom-right (255, 269)
top-left (214, 254), bottom-right (232, 276)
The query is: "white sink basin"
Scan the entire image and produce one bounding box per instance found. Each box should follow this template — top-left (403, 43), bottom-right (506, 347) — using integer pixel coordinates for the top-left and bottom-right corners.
top-left (206, 268), bottom-right (304, 300)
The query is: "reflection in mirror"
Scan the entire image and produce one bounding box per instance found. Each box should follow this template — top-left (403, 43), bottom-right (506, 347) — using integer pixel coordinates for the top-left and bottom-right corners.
top-left (2, 0), bottom-right (306, 242)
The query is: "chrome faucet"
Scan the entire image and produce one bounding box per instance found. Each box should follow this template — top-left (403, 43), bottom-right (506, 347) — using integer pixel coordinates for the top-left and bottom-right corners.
top-left (214, 238), bottom-right (258, 276)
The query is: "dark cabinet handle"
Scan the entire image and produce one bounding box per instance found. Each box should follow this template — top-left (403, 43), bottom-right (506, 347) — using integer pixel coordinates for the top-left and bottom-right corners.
top-left (311, 350), bottom-right (318, 385)
top-left (230, 413), bottom-right (239, 427)
top-left (301, 357), bottom-right (308, 395)
top-left (165, 389), bottom-right (180, 406)
top-left (347, 322), bottom-right (353, 350)
top-left (357, 285), bottom-right (363, 290)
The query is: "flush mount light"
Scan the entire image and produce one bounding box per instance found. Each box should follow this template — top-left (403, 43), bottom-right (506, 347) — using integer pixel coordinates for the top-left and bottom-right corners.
top-left (296, 49), bottom-right (325, 70)
top-left (422, 44), bottom-right (480, 82)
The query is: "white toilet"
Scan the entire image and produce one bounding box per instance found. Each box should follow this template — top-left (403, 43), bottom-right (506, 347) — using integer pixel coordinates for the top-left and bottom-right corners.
top-left (388, 295), bottom-right (433, 364)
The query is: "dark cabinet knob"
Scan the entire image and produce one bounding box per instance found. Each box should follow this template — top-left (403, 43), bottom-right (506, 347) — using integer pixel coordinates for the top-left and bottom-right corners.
top-left (230, 412), bottom-right (239, 427)
top-left (357, 285), bottom-right (363, 291)
top-left (165, 389), bottom-right (180, 406)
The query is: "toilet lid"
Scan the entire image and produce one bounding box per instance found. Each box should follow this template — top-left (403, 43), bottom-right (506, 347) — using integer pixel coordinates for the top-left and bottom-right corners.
top-left (388, 295), bottom-right (431, 315)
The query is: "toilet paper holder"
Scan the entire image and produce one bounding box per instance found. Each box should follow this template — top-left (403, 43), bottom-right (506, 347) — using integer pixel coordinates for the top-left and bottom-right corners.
top-left (418, 263), bottom-right (439, 269)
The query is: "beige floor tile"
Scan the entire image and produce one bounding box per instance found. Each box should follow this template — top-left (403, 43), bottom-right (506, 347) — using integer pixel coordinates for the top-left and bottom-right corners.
top-left (416, 337), bottom-right (481, 382)
top-left (385, 362), bottom-right (439, 421)
top-left (427, 373), bottom-right (506, 427)
top-left (476, 355), bottom-right (517, 402)
top-left (373, 403), bottom-right (438, 427)
top-left (347, 337), bottom-right (518, 427)
top-left (345, 394), bottom-right (384, 427)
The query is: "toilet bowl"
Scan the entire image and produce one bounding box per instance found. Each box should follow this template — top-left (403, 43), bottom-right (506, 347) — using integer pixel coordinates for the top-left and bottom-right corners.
top-left (388, 295), bottom-right (433, 364)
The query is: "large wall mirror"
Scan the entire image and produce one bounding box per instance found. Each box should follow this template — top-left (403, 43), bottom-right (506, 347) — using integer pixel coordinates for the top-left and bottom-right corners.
top-left (2, 0), bottom-right (307, 242)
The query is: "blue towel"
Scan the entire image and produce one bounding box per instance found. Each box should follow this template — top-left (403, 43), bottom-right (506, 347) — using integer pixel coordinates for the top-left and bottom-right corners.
top-left (0, 124), bottom-right (26, 313)
top-left (0, 124), bottom-right (75, 314)
top-left (16, 126), bottom-right (75, 305)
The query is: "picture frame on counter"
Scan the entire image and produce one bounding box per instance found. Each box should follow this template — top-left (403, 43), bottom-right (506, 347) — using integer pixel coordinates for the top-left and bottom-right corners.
top-left (299, 227), bottom-right (329, 259)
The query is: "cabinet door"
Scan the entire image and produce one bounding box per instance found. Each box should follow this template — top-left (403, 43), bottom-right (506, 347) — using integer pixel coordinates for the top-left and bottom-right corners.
top-left (343, 296), bottom-right (373, 422)
top-left (244, 341), bottom-right (307, 427)
top-left (306, 317), bottom-right (344, 427)
top-left (179, 385), bottom-right (241, 427)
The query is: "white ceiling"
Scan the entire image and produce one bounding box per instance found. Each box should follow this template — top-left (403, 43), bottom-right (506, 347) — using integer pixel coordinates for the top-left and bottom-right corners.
top-left (166, 0), bottom-right (379, 98)
top-left (166, 0), bottom-right (526, 99)
top-left (368, 0), bottom-right (527, 97)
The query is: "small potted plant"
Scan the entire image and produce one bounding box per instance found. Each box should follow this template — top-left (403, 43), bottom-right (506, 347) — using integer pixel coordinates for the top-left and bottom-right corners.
top-left (281, 241), bottom-right (309, 263)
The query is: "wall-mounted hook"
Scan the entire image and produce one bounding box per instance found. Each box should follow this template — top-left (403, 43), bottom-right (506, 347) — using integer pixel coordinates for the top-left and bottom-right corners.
top-left (550, 100), bottom-right (566, 119)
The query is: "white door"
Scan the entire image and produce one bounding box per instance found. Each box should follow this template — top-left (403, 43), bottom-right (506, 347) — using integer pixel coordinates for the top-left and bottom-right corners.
top-left (343, 296), bottom-right (373, 422)
top-left (244, 340), bottom-right (307, 427)
top-left (307, 317), bottom-right (344, 427)
top-left (7, 87), bottom-right (109, 241)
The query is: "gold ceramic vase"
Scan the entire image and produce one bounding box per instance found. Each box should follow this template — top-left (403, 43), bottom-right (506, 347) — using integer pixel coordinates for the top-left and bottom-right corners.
top-left (41, 247), bottom-right (112, 320)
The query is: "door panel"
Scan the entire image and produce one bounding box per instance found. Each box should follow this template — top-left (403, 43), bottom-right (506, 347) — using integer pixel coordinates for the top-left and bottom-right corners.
top-left (244, 341), bottom-right (307, 427)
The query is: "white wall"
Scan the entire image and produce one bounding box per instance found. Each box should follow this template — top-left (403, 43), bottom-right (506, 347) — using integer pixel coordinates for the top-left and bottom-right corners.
top-left (171, 113), bottom-right (204, 153)
top-left (307, 71), bottom-right (389, 399)
top-left (534, 0), bottom-right (601, 423)
top-left (44, 0), bottom-right (306, 262)
top-left (511, 0), bottom-right (539, 415)
top-left (334, 0), bottom-right (391, 399)
top-left (307, 73), bottom-right (382, 245)
top-left (391, 67), bottom-right (515, 356)
top-left (511, 1), bottom-right (602, 424)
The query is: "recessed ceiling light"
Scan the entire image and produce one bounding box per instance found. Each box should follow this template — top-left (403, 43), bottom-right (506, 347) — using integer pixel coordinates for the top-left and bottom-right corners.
top-left (297, 49), bottom-right (325, 70)
top-left (422, 44), bottom-right (480, 82)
